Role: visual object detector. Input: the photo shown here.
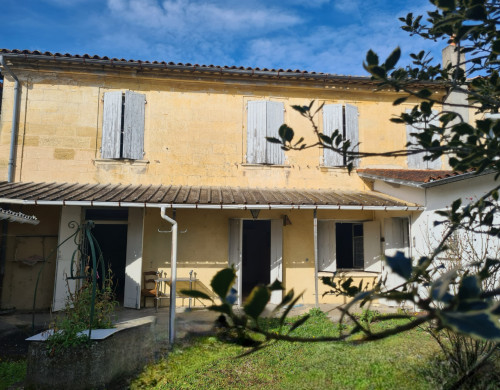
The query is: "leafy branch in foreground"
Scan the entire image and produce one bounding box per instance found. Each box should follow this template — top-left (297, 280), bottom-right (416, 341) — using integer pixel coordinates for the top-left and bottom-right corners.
top-left (193, 1), bottom-right (499, 387)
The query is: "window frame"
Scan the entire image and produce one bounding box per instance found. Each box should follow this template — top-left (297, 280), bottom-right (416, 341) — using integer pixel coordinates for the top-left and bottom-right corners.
top-left (318, 220), bottom-right (381, 273)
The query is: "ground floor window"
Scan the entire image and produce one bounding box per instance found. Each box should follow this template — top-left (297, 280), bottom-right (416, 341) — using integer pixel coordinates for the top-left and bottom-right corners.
top-left (336, 223), bottom-right (364, 269)
top-left (318, 220), bottom-right (381, 273)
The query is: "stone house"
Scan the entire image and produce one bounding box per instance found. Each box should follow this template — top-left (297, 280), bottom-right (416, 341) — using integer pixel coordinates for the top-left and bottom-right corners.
top-left (0, 48), bottom-right (477, 311)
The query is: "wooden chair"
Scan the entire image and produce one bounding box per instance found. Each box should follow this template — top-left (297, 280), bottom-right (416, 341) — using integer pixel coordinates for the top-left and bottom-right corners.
top-left (141, 270), bottom-right (161, 310)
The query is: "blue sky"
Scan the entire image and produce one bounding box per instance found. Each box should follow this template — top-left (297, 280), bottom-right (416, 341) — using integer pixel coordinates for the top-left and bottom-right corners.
top-left (1, 0), bottom-right (446, 76)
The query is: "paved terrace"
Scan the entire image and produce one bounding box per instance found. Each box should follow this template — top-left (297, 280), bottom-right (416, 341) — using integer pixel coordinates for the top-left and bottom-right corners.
top-left (0, 302), bottom-right (404, 360)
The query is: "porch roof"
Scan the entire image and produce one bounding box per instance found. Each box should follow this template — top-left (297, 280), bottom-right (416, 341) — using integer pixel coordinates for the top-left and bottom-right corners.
top-left (0, 181), bottom-right (422, 210)
top-left (356, 168), bottom-right (491, 188)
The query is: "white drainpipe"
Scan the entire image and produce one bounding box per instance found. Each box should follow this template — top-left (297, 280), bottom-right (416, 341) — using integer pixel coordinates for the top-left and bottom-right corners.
top-left (160, 206), bottom-right (178, 344)
top-left (313, 209), bottom-right (319, 307)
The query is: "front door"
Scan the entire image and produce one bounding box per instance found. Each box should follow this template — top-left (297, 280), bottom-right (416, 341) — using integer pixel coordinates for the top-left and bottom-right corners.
top-left (228, 219), bottom-right (282, 305)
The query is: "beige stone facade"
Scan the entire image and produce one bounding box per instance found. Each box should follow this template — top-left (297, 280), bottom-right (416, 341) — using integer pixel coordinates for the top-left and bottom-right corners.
top-left (0, 53), bottom-right (433, 311)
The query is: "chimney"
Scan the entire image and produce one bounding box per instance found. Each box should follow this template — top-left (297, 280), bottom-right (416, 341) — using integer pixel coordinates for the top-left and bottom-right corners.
top-left (442, 44), bottom-right (465, 71)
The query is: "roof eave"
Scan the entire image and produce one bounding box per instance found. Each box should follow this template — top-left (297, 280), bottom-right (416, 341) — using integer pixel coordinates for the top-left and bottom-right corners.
top-left (357, 172), bottom-right (425, 188)
top-left (0, 52), bottom-right (444, 89)
top-left (421, 169), bottom-right (496, 188)
top-left (0, 198), bottom-right (423, 211)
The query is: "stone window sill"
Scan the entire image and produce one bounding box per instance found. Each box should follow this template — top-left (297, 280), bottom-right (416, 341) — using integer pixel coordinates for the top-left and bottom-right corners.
top-left (318, 270), bottom-right (379, 277)
top-left (93, 159), bottom-right (150, 167)
top-left (241, 163), bottom-right (291, 168)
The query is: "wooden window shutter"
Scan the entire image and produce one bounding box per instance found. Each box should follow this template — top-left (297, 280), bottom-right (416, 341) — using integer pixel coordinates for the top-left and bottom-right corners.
top-left (406, 109), bottom-right (441, 169)
top-left (318, 220), bottom-right (336, 272)
top-left (406, 108), bottom-right (426, 169)
top-left (426, 110), bottom-right (441, 169)
top-left (102, 91), bottom-right (123, 159)
top-left (345, 104), bottom-right (359, 167)
top-left (322, 104), bottom-right (343, 166)
top-left (363, 221), bottom-right (382, 272)
top-left (266, 101), bottom-right (285, 165)
top-left (123, 91), bottom-right (146, 160)
top-left (247, 101), bottom-right (267, 164)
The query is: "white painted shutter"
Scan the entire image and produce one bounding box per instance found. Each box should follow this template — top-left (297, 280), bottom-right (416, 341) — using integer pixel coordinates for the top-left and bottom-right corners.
top-left (247, 101), bottom-right (267, 164)
top-left (426, 110), bottom-right (442, 169)
top-left (123, 91), bottom-right (146, 160)
top-left (266, 101), bottom-right (285, 165)
top-left (270, 219), bottom-right (283, 304)
top-left (345, 104), bottom-right (359, 167)
top-left (322, 104), bottom-right (343, 166)
top-left (318, 220), bottom-right (336, 272)
top-left (406, 108), bottom-right (425, 169)
top-left (381, 218), bottom-right (410, 306)
top-left (52, 206), bottom-right (82, 311)
top-left (406, 109), bottom-right (441, 169)
top-left (102, 91), bottom-right (123, 159)
top-left (363, 221), bottom-right (382, 272)
top-left (228, 219), bottom-right (243, 305)
top-left (123, 208), bottom-right (144, 309)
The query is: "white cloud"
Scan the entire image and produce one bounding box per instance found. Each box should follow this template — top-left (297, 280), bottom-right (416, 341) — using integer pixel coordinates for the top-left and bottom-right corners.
top-left (79, 0), bottom-right (443, 74)
top-left (107, 0), bottom-right (301, 34)
top-left (332, 0), bottom-right (361, 14)
top-left (242, 5), bottom-right (441, 75)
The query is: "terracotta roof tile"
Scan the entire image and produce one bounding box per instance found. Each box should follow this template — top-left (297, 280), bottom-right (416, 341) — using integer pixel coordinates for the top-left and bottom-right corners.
top-left (357, 169), bottom-right (461, 183)
top-left (0, 181), bottom-right (420, 208)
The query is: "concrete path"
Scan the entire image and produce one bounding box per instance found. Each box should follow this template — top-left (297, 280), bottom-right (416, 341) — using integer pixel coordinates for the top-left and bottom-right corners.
top-left (0, 302), bottom-right (402, 359)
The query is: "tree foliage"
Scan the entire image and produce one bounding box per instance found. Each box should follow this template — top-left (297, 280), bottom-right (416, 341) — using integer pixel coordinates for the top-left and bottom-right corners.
top-left (183, 0), bottom-right (500, 381)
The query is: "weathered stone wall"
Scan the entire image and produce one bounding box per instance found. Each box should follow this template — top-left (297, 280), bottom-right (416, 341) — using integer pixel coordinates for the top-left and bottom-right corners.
top-left (0, 65), bottom-right (443, 188)
top-left (25, 316), bottom-right (158, 390)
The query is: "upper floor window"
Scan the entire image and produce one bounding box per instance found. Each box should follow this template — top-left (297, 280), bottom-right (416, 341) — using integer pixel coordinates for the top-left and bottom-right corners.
top-left (102, 91), bottom-right (145, 160)
top-left (406, 109), bottom-right (441, 169)
top-left (246, 101), bottom-right (285, 165)
top-left (322, 104), bottom-right (359, 167)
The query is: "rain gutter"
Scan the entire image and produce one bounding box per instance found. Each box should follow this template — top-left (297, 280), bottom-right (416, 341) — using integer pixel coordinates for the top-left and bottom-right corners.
top-left (0, 199), bottom-right (423, 211)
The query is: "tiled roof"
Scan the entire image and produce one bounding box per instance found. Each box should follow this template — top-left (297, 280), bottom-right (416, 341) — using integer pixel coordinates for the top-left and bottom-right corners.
top-left (0, 181), bottom-right (421, 209)
top-left (0, 49), bottom-right (441, 88)
top-left (357, 169), bottom-right (458, 183)
top-left (0, 49), bottom-right (359, 78)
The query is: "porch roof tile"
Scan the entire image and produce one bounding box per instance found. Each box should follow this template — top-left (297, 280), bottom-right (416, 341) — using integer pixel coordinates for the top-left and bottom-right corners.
top-left (0, 181), bottom-right (421, 209)
top-left (356, 168), bottom-right (458, 183)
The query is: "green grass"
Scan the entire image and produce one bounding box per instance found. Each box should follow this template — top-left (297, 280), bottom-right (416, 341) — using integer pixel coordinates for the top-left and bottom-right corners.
top-left (0, 359), bottom-right (26, 390)
top-left (131, 310), bottom-right (442, 390)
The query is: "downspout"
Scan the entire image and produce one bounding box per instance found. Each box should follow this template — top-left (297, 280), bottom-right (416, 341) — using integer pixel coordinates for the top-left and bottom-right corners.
top-left (0, 55), bottom-right (20, 183)
top-left (160, 206), bottom-right (177, 345)
top-left (313, 209), bottom-right (319, 308)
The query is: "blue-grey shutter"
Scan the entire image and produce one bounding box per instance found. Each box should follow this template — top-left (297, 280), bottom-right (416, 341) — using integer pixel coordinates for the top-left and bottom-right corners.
top-left (318, 220), bottom-right (336, 272)
top-left (406, 109), bottom-right (441, 169)
top-left (247, 101), bottom-right (267, 164)
top-left (322, 104), bottom-right (343, 166)
top-left (266, 101), bottom-right (285, 165)
top-left (102, 91), bottom-right (122, 159)
top-left (123, 91), bottom-right (146, 160)
top-left (345, 104), bottom-right (359, 167)
top-left (426, 110), bottom-right (441, 169)
top-left (406, 109), bottom-right (426, 169)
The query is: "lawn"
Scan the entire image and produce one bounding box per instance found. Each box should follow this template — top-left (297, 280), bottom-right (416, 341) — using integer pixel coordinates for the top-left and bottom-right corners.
top-left (131, 310), bottom-right (443, 390)
top-left (0, 359), bottom-right (26, 390)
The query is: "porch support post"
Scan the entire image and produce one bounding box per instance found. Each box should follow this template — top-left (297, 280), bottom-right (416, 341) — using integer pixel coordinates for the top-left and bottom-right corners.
top-left (313, 209), bottom-right (319, 308)
top-left (160, 207), bottom-right (178, 345)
